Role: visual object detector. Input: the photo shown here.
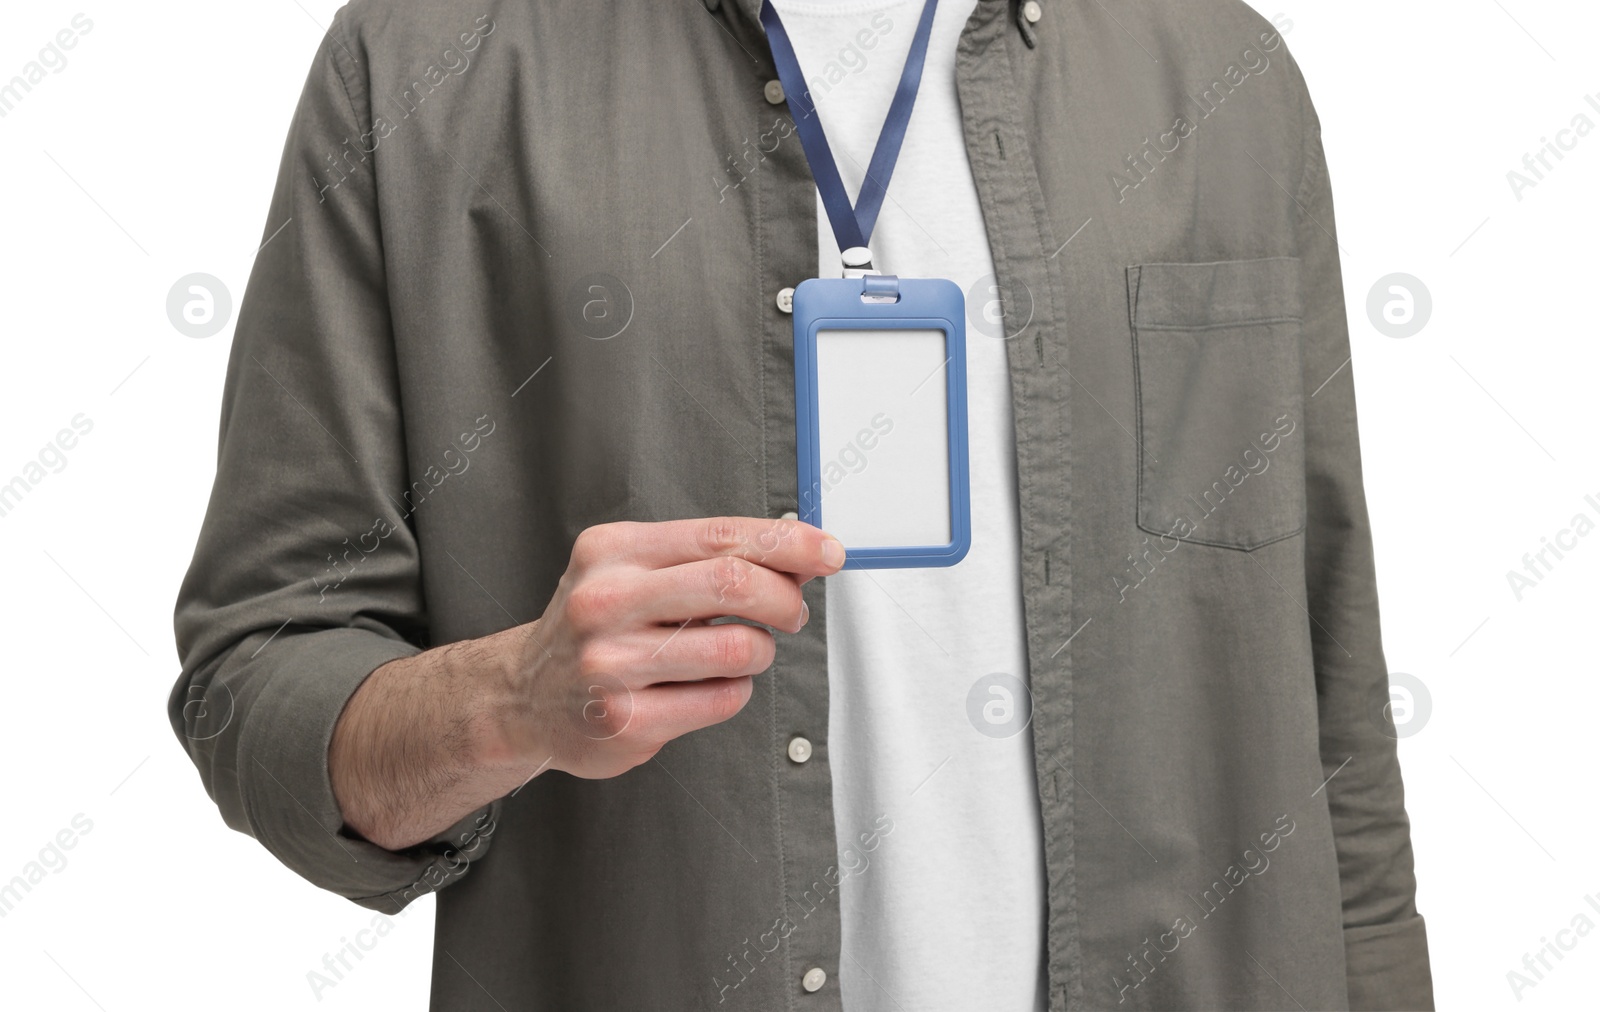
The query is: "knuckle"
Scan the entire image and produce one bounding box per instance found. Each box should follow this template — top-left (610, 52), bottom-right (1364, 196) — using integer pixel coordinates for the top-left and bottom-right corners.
top-left (570, 525), bottom-right (610, 566)
top-left (587, 701), bottom-right (630, 740)
top-left (575, 682), bottom-right (634, 739)
top-left (707, 626), bottom-right (754, 672)
top-left (710, 556), bottom-right (757, 604)
top-left (565, 579), bottom-right (624, 630)
top-left (699, 517), bottom-right (748, 558)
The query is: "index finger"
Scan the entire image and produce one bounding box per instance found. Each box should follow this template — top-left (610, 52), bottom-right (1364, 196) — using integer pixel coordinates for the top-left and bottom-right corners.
top-left (605, 517), bottom-right (845, 576)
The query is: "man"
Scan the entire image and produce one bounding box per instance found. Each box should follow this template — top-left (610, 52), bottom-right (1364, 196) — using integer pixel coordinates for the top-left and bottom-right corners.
top-left (170, 0), bottom-right (1434, 1009)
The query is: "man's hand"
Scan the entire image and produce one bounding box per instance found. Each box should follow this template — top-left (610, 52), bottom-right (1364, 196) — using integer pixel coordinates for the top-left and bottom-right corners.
top-left (331, 517), bottom-right (844, 850)
top-left (485, 516), bottom-right (844, 778)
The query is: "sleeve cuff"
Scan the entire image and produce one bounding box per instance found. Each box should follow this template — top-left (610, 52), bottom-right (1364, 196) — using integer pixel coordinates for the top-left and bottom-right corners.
top-left (1344, 915), bottom-right (1435, 1011)
top-left (235, 628), bottom-right (497, 912)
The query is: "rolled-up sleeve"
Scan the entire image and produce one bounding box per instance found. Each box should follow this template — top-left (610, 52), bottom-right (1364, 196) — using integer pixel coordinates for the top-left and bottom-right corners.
top-left (168, 10), bottom-right (494, 913)
top-left (1289, 66), bottom-right (1435, 1012)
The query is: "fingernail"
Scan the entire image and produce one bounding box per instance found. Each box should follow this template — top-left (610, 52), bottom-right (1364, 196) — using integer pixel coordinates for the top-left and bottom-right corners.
top-left (821, 536), bottom-right (845, 569)
top-left (800, 600), bottom-right (810, 629)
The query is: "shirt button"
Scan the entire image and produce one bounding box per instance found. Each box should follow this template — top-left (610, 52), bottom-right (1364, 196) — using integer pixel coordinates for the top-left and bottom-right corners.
top-left (764, 79), bottom-right (786, 105)
top-left (1022, 0), bottom-right (1042, 23)
top-left (787, 736), bottom-right (813, 763)
top-left (801, 967), bottom-right (827, 992)
top-left (776, 287), bottom-right (795, 313)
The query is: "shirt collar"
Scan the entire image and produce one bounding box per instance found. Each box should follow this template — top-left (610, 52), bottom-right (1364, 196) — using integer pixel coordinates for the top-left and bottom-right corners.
top-left (702, 0), bottom-right (769, 34)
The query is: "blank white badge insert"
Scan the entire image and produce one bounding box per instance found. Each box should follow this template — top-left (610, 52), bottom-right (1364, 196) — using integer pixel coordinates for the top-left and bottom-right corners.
top-left (813, 328), bottom-right (951, 548)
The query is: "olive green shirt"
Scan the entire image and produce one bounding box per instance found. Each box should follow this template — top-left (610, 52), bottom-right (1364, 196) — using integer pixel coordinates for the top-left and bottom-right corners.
top-left (170, 0), bottom-right (1433, 1008)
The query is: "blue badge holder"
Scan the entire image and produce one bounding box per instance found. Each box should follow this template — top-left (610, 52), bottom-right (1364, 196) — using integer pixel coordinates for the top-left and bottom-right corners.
top-left (792, 274), bottom-right (971, 569)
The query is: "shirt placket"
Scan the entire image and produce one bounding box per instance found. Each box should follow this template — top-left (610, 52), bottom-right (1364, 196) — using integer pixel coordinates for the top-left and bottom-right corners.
top-left (753, 41), bottom-right (848, 1008)
top-left (956, 1), bottom-right (1080, 1009)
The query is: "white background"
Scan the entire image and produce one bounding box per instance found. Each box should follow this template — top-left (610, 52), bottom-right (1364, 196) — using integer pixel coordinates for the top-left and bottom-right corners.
top-left (0, 1), bottom-right (1595, 1009)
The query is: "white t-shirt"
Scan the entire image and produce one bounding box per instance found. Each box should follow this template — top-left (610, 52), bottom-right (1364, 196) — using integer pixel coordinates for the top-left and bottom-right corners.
top-left (770, 1), bottom-right (1048, 1008)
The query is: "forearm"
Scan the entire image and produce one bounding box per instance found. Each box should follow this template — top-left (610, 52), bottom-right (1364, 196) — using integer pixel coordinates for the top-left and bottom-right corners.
top-left (329, 519), bottom-right (833, 853)
top-left (330, 625), bottom-right (539, 851)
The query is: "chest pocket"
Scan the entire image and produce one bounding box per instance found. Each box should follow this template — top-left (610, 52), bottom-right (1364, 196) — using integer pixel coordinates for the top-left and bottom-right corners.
top-left (1126, 257), bottom-right (1306, 552)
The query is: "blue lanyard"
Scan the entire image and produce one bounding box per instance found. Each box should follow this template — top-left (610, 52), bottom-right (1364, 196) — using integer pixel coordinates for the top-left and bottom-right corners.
top-left (760, 0), bottom-right (940, 266)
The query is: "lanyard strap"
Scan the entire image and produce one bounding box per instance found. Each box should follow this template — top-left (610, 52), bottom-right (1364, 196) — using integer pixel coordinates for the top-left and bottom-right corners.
top-left (760, 0), bottom-right (939, 265)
